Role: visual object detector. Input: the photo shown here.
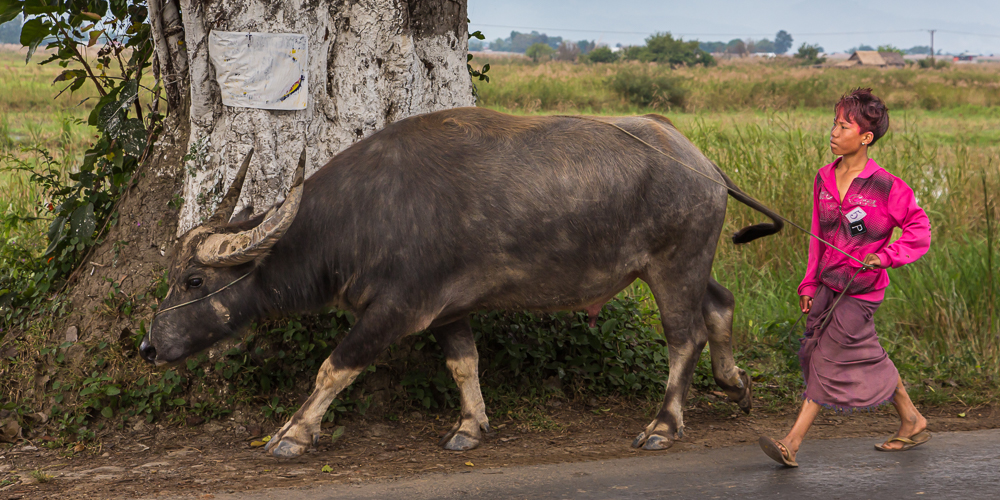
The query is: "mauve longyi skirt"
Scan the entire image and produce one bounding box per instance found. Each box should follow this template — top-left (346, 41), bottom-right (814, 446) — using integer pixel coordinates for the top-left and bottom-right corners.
top-left (798, 285), bottom-right (898, 410)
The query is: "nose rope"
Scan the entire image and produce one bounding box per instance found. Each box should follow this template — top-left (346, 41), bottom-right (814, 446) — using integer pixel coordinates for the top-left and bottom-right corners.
top-left (153, 270), bottom-right (255, 317)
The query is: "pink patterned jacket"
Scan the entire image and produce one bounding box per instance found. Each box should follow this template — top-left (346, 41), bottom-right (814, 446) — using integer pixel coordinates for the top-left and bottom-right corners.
top-left (798, 158), bottom-right (931, 302)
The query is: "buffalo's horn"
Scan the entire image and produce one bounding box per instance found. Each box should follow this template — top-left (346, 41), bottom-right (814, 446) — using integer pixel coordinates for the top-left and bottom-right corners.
top-left (207, 148), bottom-right (255, 227)
top-left (196, 148), bottom-right (306, 267)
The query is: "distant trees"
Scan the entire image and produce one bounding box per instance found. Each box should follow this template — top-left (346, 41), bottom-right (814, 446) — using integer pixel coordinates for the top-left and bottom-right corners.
top-left (774, 30), bottom-right (793, 54)
top-left (511, 31), bottom-right (561, 52)
top-left (726, 39), bottom-right (748, 57)
top-left (877, 44), bottom-right (904, 55)
top-left (699, 41), bottom-right (727, 53)
top-left (848, 44), bottom-right (875, 52)
top-left (622, 32), bottom-right (714, 67)
top-left (698, 31), bottom-right (789, 55)
top-left (576, 40), bottom-right (595, 55)
top-left (750, 38), bottom-right (776, 53)
top-left (905, 45), bottom-right (932, 55)
top-left (489, 31), bottom-right (563, 53)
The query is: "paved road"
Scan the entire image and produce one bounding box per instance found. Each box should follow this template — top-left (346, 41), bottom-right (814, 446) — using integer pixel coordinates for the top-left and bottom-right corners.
top-left (188, 429), bottom-right (1000, 499)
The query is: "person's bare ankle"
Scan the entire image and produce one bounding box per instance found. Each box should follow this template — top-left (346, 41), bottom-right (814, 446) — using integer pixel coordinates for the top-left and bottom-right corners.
top-left (782, 436), bottom-right (801, 452)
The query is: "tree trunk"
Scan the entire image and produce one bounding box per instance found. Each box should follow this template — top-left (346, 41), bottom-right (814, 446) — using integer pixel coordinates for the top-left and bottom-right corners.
top-left (67, 0), bottom-right (472, 338)
top-left (175, 0), bottom-right (474, 233)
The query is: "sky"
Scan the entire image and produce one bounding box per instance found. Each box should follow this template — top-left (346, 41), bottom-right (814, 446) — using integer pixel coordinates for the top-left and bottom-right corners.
top-left (468, 0), bottom-right (1000, 55)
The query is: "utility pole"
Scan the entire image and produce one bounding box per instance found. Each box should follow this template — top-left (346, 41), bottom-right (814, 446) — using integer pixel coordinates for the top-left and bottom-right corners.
top-left (929, 29), bottom-right (936, 64)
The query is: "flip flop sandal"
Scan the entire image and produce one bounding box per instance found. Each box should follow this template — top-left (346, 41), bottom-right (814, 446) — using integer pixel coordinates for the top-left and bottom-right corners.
top-left (874, 430), bottom-right (931, 452)
top-left (759, 436), bottom-right (799, 467)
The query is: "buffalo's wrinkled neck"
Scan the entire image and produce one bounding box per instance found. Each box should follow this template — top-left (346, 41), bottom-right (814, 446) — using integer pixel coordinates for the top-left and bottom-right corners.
top-left (251, 233), bottom-right (348, 318)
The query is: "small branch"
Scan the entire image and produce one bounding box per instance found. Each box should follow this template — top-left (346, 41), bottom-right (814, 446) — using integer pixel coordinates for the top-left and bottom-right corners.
top-left (72, 43), bottom-right (107, 97)
top-left (114, 38), bottom-right (128, 77)
top-left (82, 75), bottom-right (159, 94)
top-left (131, 42), bottom-right (148, 123)
top-left (45, 12), bottom-right (108, 97)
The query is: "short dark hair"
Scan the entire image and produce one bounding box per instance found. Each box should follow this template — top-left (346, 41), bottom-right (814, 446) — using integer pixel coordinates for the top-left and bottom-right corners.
top-left (834, 88), bottom-right (889, 145)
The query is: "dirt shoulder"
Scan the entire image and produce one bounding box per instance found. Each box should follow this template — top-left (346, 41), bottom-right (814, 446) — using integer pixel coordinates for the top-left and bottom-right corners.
top-left (1, 397), bottom-right (996, 500)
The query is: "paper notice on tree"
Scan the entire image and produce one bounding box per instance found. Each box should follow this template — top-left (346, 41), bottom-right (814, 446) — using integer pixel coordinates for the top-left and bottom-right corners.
top-left (208, 31), bottom-right (308, 110)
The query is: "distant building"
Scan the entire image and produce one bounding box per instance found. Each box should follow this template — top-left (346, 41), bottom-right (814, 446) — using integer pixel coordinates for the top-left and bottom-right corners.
top-left (879, 52), bottom-right (906, 67)
top-left (954, 52), bottom-right (977, 63)
top-left (835, 51), bottom-right (905, 68)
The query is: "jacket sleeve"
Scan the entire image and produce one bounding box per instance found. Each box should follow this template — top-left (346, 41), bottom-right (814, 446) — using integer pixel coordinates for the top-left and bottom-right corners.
top-left (875, 178), bottom-right (931, 268)
top-left (798, 174), bottom-right (824, 297)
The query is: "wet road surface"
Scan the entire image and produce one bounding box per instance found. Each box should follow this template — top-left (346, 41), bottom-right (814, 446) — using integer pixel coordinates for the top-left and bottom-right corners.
top-left (181, 429), bottom-right (1000, 499)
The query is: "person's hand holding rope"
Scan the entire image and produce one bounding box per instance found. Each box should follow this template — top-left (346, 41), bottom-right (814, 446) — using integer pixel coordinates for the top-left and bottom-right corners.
top-left (862, 253), bottom-right (884, 271)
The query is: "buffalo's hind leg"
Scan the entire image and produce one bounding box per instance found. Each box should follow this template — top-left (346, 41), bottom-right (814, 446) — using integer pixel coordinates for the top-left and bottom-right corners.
top-left (633, 266), bottom-right (710, 451)
top-left (266, 305), bottom-right (412, 458)
top-left (704, 278), bottom-right (752, 414)
top-left (433, 317), bottom-right (491, 451)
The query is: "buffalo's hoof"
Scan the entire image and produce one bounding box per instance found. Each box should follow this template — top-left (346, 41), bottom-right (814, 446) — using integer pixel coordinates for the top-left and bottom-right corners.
top-left (442, 431), bottom-right (480, 451)
top-left (631, 431), bottom-right (647, 448)
top-left (641, 434), bottom-right (674, 450)
top-left (439, 419), bottom-right (489, 451)
top-left (632, 427), bottom-right (680, 450)
top-left (737, 371), bottom-right (753, 414)
top-left (267, 438), bottom-right (308, 458)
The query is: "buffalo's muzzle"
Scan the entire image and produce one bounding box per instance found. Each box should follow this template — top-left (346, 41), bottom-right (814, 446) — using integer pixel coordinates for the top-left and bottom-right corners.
top-left (139, 336), bottom-right (157, 364)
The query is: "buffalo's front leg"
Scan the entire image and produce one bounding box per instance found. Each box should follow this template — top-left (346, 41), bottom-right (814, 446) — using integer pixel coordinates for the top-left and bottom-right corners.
top-left (433, 318), bottom-right (491, 450)
top-left (266, 306), bottom-right (410, 458)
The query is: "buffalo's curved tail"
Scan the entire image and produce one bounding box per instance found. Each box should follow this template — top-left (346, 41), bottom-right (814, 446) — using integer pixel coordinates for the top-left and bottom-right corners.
top-left (710, 163), bottom-right (785, 245)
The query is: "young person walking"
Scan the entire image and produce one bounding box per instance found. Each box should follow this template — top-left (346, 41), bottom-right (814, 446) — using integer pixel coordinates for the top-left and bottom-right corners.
top-left (759, 88), bottom-right (932, 467)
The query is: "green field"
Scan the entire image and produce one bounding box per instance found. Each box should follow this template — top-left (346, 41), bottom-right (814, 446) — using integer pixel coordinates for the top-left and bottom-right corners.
top-left (475, 57), bottom-right (1000, 114)
top-left (2, 50), bottom-right (998, 416)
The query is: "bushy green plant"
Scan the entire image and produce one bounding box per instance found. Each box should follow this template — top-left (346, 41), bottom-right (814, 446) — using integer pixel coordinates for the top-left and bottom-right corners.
top-left (472, 295), bottom-right (677, 398)
top-left (622, 32), bottom-right (715, 67)
top-left (0, 0), bottom-right (161, 329)
top-left (585, 46), bottom-right (618, 63)
top-left (607, 64), bottom-right (687, 109)
top-left (526, 42), bottom-right (555, 62)
top-left (918, 58), bottom-right (949, 69)
top-left (794, 43), bottom-right (826, 65)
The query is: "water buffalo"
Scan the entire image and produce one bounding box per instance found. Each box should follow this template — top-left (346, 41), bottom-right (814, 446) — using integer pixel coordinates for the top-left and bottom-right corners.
top-left (140, 107), bottom-right (781, 458)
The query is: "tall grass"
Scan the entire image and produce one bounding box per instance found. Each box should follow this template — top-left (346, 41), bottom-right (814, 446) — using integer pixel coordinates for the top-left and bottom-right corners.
top-left (476, 58), bottom-right (1000, 114)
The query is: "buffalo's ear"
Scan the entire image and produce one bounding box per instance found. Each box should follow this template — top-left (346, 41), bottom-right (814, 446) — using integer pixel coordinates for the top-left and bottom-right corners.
top-left (230, 205), bottom-right (255, 224)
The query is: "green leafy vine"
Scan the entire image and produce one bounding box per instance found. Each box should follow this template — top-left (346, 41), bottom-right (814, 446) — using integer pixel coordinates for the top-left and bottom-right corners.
top-left (0, 0), bottom-right (162, 329)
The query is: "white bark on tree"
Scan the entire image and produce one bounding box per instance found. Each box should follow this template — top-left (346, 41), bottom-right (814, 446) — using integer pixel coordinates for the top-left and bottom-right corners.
top-left (171, 0), bottom-right (474, 233)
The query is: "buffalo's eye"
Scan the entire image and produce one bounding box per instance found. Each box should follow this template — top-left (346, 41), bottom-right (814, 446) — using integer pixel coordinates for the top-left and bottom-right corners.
top-left (187, 277), bottom-right (204, 288)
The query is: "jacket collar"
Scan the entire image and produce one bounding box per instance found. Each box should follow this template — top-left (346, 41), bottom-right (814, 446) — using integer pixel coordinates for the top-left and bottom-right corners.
top-left (820, 158), bottom-right (883, 203)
